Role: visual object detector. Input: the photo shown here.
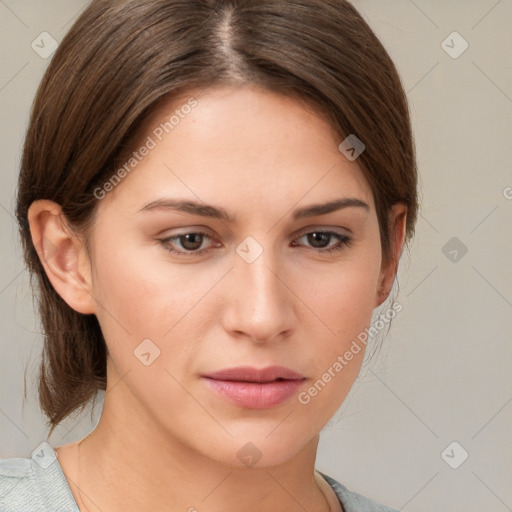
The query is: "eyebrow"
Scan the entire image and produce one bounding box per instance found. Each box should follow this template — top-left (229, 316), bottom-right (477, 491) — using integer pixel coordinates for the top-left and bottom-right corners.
top-left (138, 197), bottom-right (369, 222)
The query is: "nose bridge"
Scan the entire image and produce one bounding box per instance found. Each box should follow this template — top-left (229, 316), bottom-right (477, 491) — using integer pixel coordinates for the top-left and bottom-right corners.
top-left (227, 237), bottom-right (293, 341)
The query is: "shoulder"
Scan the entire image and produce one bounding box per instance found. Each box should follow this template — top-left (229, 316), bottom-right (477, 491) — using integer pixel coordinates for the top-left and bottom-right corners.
top-left (319, 471), bottom-right (399, 512)
top-left (0, 442), bottom-right (79, 512)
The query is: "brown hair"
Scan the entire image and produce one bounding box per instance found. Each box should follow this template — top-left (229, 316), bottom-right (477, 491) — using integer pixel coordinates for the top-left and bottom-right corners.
top-left (16, 0), bottom-right (418, 432)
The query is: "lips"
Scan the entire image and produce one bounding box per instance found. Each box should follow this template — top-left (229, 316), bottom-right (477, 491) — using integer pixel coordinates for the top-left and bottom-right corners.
top-left (203, 365), bottom-right (305, 383)
top-left (201, 365), bottom-right (306, 409)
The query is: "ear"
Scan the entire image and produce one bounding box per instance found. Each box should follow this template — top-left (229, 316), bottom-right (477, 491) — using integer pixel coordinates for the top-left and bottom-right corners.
top-left (375, 203), bottom-right (407, 308)
top-left (27, 200), bottom-right (96, 315)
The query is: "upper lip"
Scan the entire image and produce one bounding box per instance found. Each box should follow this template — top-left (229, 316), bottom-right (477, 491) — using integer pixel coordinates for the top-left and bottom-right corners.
top-left (202, 365), bottom-right (305, 383)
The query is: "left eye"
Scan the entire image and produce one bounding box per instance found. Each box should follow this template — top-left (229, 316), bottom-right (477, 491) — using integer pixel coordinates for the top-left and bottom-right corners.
top-left (293, 231), bottom-right (353, 253)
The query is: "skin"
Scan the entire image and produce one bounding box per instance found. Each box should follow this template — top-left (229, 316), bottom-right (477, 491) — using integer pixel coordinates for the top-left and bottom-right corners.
top-left (28, 84), bottom-right (407, 512)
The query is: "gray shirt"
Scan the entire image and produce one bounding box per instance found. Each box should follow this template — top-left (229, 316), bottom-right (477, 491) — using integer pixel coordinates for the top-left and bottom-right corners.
top-left (0, 443), bottom-right (397, 511)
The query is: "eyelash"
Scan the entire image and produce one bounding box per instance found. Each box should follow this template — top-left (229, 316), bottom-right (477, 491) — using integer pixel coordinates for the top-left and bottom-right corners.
top-left (159, 230), bottom-right (353, 257)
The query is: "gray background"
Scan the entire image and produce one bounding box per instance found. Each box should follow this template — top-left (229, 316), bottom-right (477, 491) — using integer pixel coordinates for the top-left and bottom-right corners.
top-left (1, 1), bottom-right (511, 510)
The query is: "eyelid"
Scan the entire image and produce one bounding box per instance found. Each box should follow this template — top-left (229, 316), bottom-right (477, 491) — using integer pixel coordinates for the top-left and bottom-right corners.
top-left (294, 224), bottom-right (352, 238)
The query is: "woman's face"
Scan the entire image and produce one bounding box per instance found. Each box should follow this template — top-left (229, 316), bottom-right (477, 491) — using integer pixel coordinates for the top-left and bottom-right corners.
top-left (81, 85), bottom-right (393, 467)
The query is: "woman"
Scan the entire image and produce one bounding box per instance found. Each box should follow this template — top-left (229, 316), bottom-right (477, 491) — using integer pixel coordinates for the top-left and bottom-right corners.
top-left (1, 0), bottom-right (417, 510)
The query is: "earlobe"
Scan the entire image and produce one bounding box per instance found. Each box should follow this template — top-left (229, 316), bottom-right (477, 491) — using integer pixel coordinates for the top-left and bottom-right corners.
top-left (375, 203), bottom-right (408, 307)
top-left (27, 200), bottom-right (96, 315)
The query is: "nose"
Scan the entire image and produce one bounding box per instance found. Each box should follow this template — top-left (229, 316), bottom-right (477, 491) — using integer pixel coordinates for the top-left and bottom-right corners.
top-left (221, 244), bottom-right (295, 344)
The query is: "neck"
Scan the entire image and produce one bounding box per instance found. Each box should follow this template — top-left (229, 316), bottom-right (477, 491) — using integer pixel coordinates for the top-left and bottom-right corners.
top-left (58, 370), bottom-right (335, 512)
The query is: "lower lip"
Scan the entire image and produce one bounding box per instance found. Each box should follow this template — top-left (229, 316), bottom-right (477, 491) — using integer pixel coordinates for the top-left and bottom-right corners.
top-left (202, 378), bottom-right (304, 409)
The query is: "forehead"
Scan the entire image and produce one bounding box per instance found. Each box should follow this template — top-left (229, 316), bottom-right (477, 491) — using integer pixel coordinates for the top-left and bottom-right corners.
top-left (100, 84), bottom-right (374, 216)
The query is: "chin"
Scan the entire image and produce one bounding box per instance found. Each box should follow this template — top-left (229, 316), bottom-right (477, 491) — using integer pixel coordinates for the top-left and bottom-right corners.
top-left (198, 428), bottom-right (315, 471)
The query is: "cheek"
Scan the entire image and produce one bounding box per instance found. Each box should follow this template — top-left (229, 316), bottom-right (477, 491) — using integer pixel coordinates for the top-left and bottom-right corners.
top-left (306, 269), bottom-right (376, 377)
top-left (90, 237), bottom-right (224, 375)
top-left (291, 246), bottom-right (381, 413)
top-left (91, 237), bottom-right (186, 331)
top-left (294, 250), bottom-right (381, 341)
top-left (89, 247), bottom-right (199, 409)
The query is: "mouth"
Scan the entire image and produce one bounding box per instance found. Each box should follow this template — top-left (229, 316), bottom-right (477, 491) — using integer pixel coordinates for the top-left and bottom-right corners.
top-left (201, 365), bottom-right (306, 409)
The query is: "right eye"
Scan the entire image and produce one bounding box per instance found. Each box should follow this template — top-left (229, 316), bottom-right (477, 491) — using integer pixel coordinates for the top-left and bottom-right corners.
top-left (159, 231), bottom-right (220, 256)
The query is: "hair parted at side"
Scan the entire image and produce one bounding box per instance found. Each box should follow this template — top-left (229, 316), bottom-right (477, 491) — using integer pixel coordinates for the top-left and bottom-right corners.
top-left (16, 0), bottom-right (418, 432)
